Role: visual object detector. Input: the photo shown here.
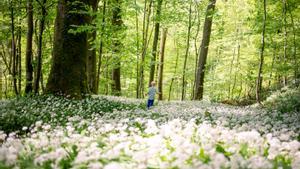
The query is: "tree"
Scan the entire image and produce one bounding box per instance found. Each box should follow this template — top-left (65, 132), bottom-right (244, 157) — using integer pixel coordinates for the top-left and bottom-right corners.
top-left (34, 0), bottom-right (47, 94)
top-left (96, 0), bottom-right (107, 94)
top-left (194, 0), bottom-right (217, 100)
top-left (149, 0), bottom-right (163, 87)
top-left (256, 0), bottom-right (266, 104)
top-left (46, 0), bottom-right (97, 98)
top-left (181, 0), bottom-right (192, 100)
top-left (87, 1), bottom-right (99, 94)
top-left (9, 0), bottom-right (18, 95)
top-left (138, 0), bottom-right (153, 98)
top-left (158, 28), bottom-right (167, 100)
top-left (111, 0), bottom-right (123, 96)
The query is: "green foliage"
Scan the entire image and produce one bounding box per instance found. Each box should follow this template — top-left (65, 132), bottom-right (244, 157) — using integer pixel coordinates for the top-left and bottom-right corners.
top-left (273, 155), bottom-right (292, 169)
top-left (198, 148), bottom-right (211, 164)
top-left (0, 95), bottom-right (144, 134)
top-left (263, 86), bottom-right (300, 113)
top-left (215, 142), bottom-right (232, 160)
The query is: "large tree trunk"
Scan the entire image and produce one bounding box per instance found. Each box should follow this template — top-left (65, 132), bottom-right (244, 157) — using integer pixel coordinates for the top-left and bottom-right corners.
top-left (87, 1), bottom-right (98, 94)
top-left (181, 0), bottom-right (192, 101)
top-left (111, 0), bottom-right (123, 96)
top-left (149, 0), bottom-right (162, 87)
top-left (34, 0), bottom-right (46, 94)
top-left (158, 28), bottom-right (167, 100)
top-left (256, 0), bottom-right (266, 104)
top-left (194, 0), bottom-right (216, 100)
top-left (46, 0), bottom-right (96, 98)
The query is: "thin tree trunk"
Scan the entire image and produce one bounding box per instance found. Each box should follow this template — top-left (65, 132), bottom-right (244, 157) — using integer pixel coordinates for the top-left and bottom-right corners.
top-left (111, 0), bottom-right (123, 96)
top-left (34, 0), bottom-right (46, 94)
top-left (10, 0), bottom-right (18, 95)
top-left (228, 47), bottom-right (236, 99)
top-left (158, 28), bottom-right (167, 100)
top-left (168, 39), bottom-right (179, 101)
top-left (135, 0), bottom-right (140, 98)
top-left (181, 0), bottom-right (192, 101)
top-left (138, 0), bottom-right (153, 98)
top-left (149, 0), bottom-right (162, 87)
top-left (192, 1), bottom-right (201, 99)
top-left (282, 0), bottom-right (287, 86)
top-left (24, 17), bottom-right (35, 92)
top-left (41, 72), bottom-right (45, 92)
top-left (194, 0), bottom-right (217, 100)
top-left (96, 0), bottom-right (106, 94)
top-left (105, 54), bottom-right (109, 95)
top-left (17, 25), bottom-right (21, 93)
top-left (232, 43), bottom-right (240, 98)
top-left (256, 0), bottom-right (266, 104)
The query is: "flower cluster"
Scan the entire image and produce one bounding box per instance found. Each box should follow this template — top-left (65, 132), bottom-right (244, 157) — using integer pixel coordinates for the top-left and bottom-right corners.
top-left (0, 96), bottom-right (299, 169)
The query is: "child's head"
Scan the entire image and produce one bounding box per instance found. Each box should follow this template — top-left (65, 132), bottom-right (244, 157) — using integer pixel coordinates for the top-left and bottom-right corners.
top-left (151, 81), bottom-right (156, 86)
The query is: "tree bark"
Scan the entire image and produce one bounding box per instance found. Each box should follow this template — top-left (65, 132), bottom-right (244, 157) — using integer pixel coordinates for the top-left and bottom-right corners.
top-left (111, 0), bottom-right (123, 96)
top-left (135, 0), bottom-right (140, 98)
top-left (17, 25), bottom-right (21, 93)
top-left (46, 0), bottom-right (96, 98)
top-left (256, 0), bottom-right (266, 104)
top-left (149, 0), bottom-right (162, 87)
top-left (10, 0), bottom-right (18, 95)
top-left (181, 0), bottom-right (192, 101)
top-left (194, 0), bottom-right (216, 100)
top-left (138, 0), bottom-right (153, 98)
top-left (87, 1), bottom-right (98, 94)
top-left (158, 28), bottom-right (167, 100)
top-left (282, 0), bottom-right (287, 86)
top-left (96, 0), bottom-right (106, 94)
top-left (34, 0), bottom-right (46, 94)
top-left (192, 1), bottom-right (201, 99)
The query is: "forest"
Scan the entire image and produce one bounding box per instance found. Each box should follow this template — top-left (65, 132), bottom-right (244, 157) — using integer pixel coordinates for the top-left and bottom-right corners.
top-left (0, 0), bottom-right (300, 168)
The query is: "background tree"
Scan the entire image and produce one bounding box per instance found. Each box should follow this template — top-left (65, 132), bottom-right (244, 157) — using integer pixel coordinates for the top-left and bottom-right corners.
top-left (158, 28), bottom-right (167, 100)
top-left (111, 0), bottom-right (123, 96)
top-left (256, 0), bottom-right (267, 103)
top-left (194, 0), bottom-right (217, 100)
top-left (25, 0), bottom-right (34, 94)
top-left (149, 0), bottom-right (163, 87)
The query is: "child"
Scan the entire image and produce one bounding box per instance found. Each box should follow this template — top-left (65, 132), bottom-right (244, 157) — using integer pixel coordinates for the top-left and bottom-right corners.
top-left (147, 81), bottom-right (157, 109)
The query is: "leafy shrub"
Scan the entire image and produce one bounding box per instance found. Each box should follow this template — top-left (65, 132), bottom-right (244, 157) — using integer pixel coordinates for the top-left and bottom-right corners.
top-left (263, 86), bottom-right (300, 113)
top-left (0, 95), bottom-right (144, 134)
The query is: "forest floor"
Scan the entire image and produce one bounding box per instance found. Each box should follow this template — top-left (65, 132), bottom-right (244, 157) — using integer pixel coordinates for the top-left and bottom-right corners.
top-left (0, 95), bottom-right (299, 169)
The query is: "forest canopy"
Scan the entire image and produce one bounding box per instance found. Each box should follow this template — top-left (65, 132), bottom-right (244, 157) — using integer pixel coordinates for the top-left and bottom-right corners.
top-left (0, 0), bottom-right (299, 103)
